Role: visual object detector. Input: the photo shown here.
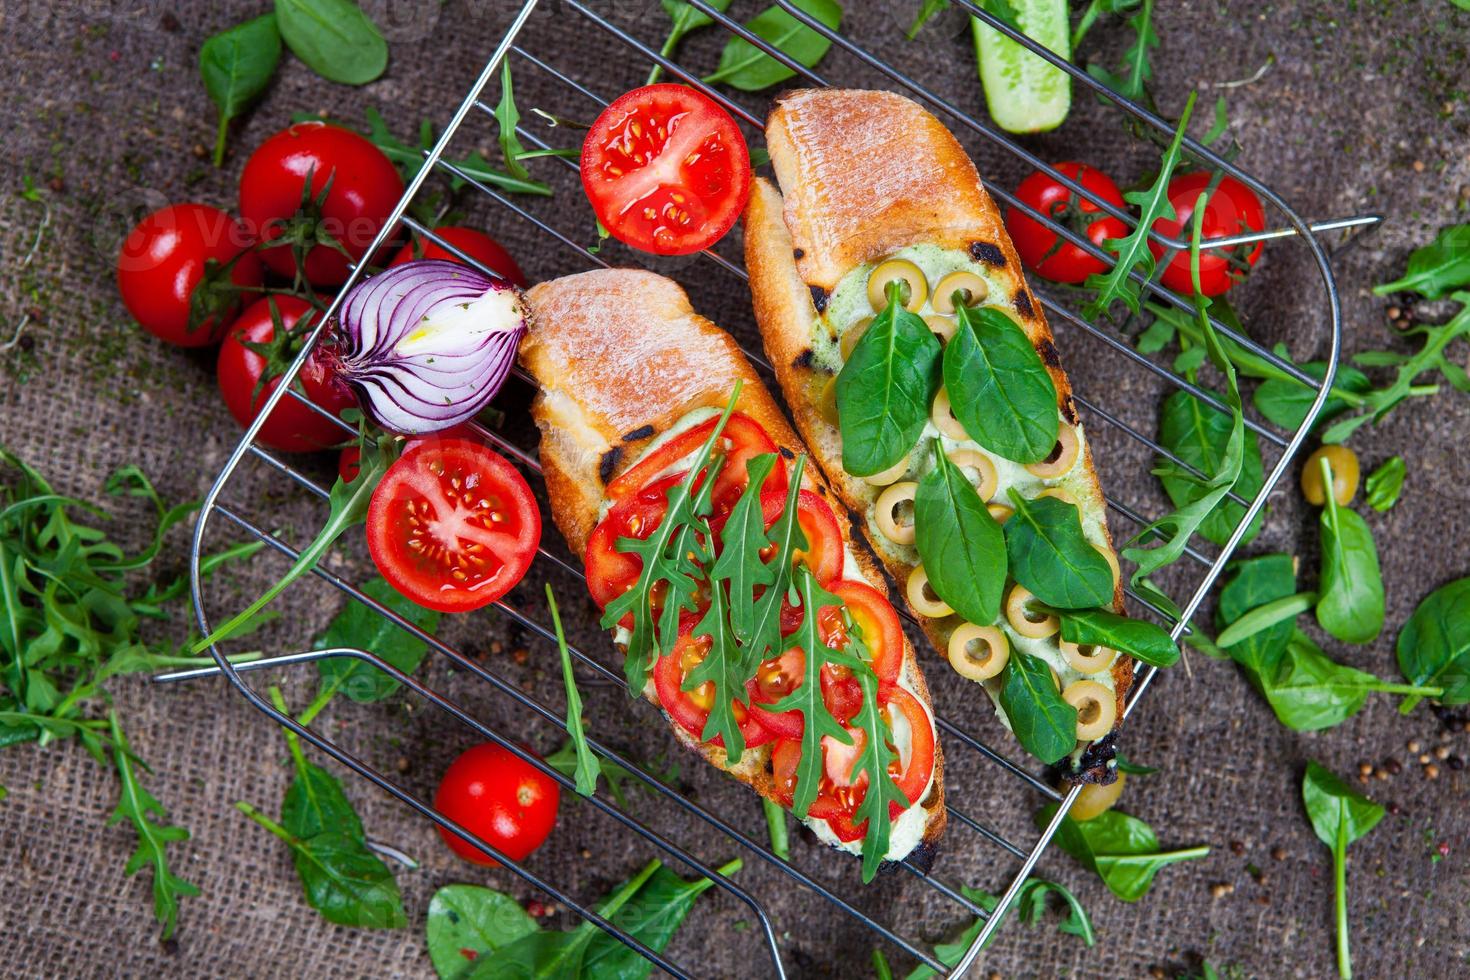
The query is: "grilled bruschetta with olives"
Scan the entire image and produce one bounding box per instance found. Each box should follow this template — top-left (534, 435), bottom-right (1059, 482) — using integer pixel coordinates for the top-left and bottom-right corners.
top-left (520, 268), bottom-right (946, 875)
top-left (745, 88), bottom-right (1143, 782)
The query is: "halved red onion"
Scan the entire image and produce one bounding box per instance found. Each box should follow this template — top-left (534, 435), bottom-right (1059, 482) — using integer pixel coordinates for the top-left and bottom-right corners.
top-left (332, 259), bottom-right (527, 434)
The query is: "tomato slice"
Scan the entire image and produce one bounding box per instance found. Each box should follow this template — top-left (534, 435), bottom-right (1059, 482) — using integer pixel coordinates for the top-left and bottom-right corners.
top-left (747, 649), bottom-right (861, 737)
top-left (581, 84), bottom-right (752, 256)
top-left (759, 488), bottom-right (843, 585)
top-left (882, 684), bottom-right (936, 811)
top-left (653, 626), bottom-right (774, 751)
top-left (822, 580), bottom-right (904, 685)
top-left (366, 438), bottom-right (541, 612)
top-left (770, 739), bottom-right (846, 821)
top-left (605, 413), bottom-right (779, 502)
top-left (585, 473), bottom-right (681, 612)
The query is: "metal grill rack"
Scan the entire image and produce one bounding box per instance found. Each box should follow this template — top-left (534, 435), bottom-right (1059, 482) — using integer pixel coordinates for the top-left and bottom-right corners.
top-left (157, 1), bottom-right (1376, 975)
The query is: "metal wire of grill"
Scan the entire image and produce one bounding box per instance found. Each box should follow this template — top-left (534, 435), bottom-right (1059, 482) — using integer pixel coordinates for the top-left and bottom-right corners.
top-left (157, 1), bottom-right (1370, 975)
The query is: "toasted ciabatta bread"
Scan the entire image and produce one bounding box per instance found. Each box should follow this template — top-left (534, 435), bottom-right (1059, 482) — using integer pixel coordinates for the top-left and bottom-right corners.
top-left (745, 89), bottom-right (1130, 780)
top-left (520, 267), bottom-right (946, 860)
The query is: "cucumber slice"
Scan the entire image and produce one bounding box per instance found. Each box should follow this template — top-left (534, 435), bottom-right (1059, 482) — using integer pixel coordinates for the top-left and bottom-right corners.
top-left (972, 0), bottom-right (1071, 134)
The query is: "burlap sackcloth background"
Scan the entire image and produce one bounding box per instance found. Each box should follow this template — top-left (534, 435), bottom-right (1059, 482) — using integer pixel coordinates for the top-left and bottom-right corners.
top-left (2, 1), bottom-right (1469, 977)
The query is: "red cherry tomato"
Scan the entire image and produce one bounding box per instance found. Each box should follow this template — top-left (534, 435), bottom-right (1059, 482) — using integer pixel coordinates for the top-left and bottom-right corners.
top-left (366, 438), bottom-right (541, 612)
top-left (823, 580), bottom-right (904, 685)
top-left (389, 226), bottom-right (526, 287)
top-left (581, 84), bottom-right (751, 255)
top-left (1149, 173), bottom-right (1266, 296)
top-left (792, 491), bottom-right (843, 585)
top-left (216, 297), bottom-right (356, 453)
top-left (337, 445), bottom-right (362, 483)
top-left (117, 203), bottom-right (262, 347)
top-left (653, 624), bottom-right (775, 751)
top-left (433, 743), bottom-right (559, 866)
top-left (239, 121), bottom-right (404, 286)
top-left (883, 684), bottom-right (936, 810)
top-left (1006, 162), bottom-right (1129, 284)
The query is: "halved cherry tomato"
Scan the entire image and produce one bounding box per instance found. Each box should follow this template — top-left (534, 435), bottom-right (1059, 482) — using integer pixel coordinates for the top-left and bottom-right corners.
top-left (882, 684), bottom-right (936, 810)
top-left (584, 472), bottom-right (681, 612)
top-left (366, 438), bottom-right (541, 612)
top-left (747, 649), bottom-right (861, 737)
top-left (581, 84), bottom-right (752, 255)
top-left (389, 226), bottom-right (526, 287)
top-left (823, 580), bottom-right (904, 684)
top-left (605, 413), bottom-right (780, 503)
top-left (1149, 173), bottom-right (1266, 296)
top-left (653, 626), bottom-right (774, 751)
top-left (1006, 162), bottom-right (1129, 285)
top-left (770, 739), bottom-right (846, 821)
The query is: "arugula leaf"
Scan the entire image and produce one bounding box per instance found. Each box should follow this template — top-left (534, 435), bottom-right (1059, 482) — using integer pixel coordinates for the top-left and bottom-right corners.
top-left (274, 0), bottom-right (387, 85)
top-left (1302, 762), bottom-right (1384, 980)
top-left (495, 59), bottom-right (531, 182)
top-left (1396, 577), bottom-right (1470, 712)
top-left (1053, 607), bottom-right (1180, 667)
top-left (684, 563), bottom-right (754, 763)
top-left (314, 576), bottom-right (440, 703)
top-left (603, 388), bottom-right (740, 690)
top-left (998, 650), bottom-right (1077, 764)
top-left (1114, 752), bottom-right (1158, 776)
top-left (1085, 0), bottom-right (1157, 104)
top-left (1364, 456), bottom-right (1406, 512)
top-left (914, 441), bottom-right (1006, 627)
top-left (1082, 91), bottom-right (1194, 318)
top-left (548, 585), bottom-right (599, 797)
top-left (544, 739), bottom-right (636, 809)
top-left (849, 662), bottom-right (910, 882)
top-left (767, 565), bottom-right (854, 819)
top-left (490, 861), bottom-right (659, 978)
top-left (1038, 804), bottom-right (1209, 902)
top-left (1156, 387), bottom-right (1264, 547)
top-left (1315, 456), bottom-right (1384, 645)
top-left (649, 0), bottom-right (734, 84)
top-left (742, 455), bottom-right (810, 669)
top-left (1373, 223), bottom-right (1470, 299)
top-left (711, 454), bottom-right (780, 647)
top-left (426, 884), bottom-right (538, 979)
top-left (703, 0), bottom-right (843, 92)
top-left (836, 281), bottom-right (942, 476)
top-left (905, 0), bottom-right (950, 38)
top-left (360, 107), bottom-right (552, 197)
top-left (943, 303), bottom-right (1059, 462)
top-left (239, 801), bottom-right (406, 928)
top-left (903, 877), bottom-right (1094, 978)
top-left (763, 796), bottom-right (791, 861)
top-left (195, 433), bottom-right (400, 651)
top-left (107, 712), bottom-right (199, 940)
top-left (199, 14), bottom-right (281, 166)
top-left (1004, 490), bottom-right (1115, 609)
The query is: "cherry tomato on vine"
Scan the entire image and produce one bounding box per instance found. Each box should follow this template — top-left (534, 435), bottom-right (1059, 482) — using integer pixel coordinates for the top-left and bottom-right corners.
top-left (433, 743), bottom-right (560, 866)
top-left (1006, 162), bottom-right (1129, 284)
top-left (216, 296), bottom-right (356, 453)
top-left (581, 84), bottom-right (751, 255)
top-left (239, 121), bottom-right (404, 286)
top-left (389, 226), bottom-right (525, 287)
top-left (366, 438), bottom-right (540, 613)
top-left (117, 203), bottom-right (263, 347)
top-left (1149, 173), bottom-right (1266, 296)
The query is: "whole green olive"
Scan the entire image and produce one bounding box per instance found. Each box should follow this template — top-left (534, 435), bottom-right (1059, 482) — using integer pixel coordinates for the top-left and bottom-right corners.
top-left (1300, 445), bottom-right (1360, 507)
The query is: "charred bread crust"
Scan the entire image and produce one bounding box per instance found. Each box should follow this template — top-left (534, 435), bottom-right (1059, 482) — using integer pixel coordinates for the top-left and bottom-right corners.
top-left (747, 90), bottom-right (1132, 779)
top-left (520, 268), bottom-right (946, 852)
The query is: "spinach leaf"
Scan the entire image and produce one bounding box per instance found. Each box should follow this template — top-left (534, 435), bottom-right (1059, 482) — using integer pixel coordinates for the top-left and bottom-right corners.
top-left (1082, 91), bottom-right (1193, 317)
top-left (582, 858), bottom-right (741, 979)
top-left (914, 442), bottom-right (1006, 627)
top-left (1396, 577), bottom-right (1470, 711)
top-left (314, 576), bottom-right (440, 703)
top-left (1216, 554), bottom-right (1297, 680)
top-left (1364, 456), bottom-right (1406, 512)
top-left (548, 585), bottom-right (598, 797)
top-left (282, 752), bottom-right (365, 843)
top-left (1373, 223), bottom-right (1470, 299)
top-left (1157, 387), bottom-right (1264, 547)
top-left (1301, 761), bottom-right (1384, 980)
top-left (943, 303), bottom-right (1058, 462)
top-left (1213, 591), bottom-right (1315, 648)
top-left (649, 0), bottom-right (734, 84)
top-left (239, 802), bottom-right (406, 928)
top-left (703, 0), bottom-right (843, 91)
top-left (199, 14), bottom-right (281, 166)
top-left (108, 712), bottom-right (199, 941)
top-left (1258, 631), bottom-right (1378, 732)
top-left (1252, 361), bottom-right (1372, 434)
top-left (426, 884), bottom-right (538, 979)
top-left (998, 651), bottom-right (1077, 765)
top-left (489, 861), bottom-right (658, 978)
top-left (1053, 607), bottom-right (1179, 667)
top-left (903, 876), bottom-right (1094, 978)
top-left (1315, 457), bottom-right (1384, 645)
top-left (274, 0), bottom-right (387, 85)
top-left (1037, 805), bottom-right (1209, 902)
top-left (836, 282), bottom-right (942, 476)
top-left (1004, 490), bottom-right (1115, 609)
